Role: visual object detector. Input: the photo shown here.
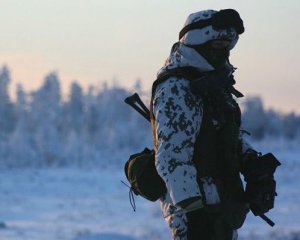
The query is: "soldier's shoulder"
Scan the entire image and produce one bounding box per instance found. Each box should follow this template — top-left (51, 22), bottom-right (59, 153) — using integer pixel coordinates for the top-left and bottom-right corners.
top-left (154, 76), bottom-right (190, 97)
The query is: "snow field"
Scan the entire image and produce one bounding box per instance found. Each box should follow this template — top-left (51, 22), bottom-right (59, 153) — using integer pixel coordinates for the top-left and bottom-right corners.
top-left (0, 140), bottom-right (299, 240)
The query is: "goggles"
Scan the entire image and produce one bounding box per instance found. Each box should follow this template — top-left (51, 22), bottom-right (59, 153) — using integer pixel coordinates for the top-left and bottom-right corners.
top-left (179, 9), bottom-right (244, 40)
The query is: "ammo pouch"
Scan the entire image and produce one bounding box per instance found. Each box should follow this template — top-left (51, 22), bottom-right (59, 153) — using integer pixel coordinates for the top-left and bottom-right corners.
top-left (124, 147), bottom-right (167, 201)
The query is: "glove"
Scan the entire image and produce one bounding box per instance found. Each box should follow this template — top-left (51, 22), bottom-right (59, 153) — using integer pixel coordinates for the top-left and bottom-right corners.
top-left (241, 152), bottom-right (280, 216)
top-left (245, 178), bottom-right (276, 216)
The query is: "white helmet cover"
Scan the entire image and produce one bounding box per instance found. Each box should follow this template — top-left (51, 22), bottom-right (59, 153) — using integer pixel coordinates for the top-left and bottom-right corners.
top-left (179, 9), bottom-right (243, 50)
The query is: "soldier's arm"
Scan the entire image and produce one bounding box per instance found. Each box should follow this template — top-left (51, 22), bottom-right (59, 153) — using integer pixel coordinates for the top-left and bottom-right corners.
top-left (152, 76), bottom-right (203, 205)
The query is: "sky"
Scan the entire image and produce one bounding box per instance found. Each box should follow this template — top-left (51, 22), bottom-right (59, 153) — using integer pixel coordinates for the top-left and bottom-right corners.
top-left (0, 0), bottom-right (299, 113)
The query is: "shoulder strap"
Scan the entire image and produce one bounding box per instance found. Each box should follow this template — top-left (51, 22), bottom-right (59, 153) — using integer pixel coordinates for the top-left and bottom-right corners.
top-left (152, 66), bottom-right (243, 98)
top-left (151, 67), bottom-right (205, 96)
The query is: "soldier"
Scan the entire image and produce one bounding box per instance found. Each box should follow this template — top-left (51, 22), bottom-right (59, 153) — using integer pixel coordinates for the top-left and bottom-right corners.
top-left (151, 9), bottom-right (258, 240)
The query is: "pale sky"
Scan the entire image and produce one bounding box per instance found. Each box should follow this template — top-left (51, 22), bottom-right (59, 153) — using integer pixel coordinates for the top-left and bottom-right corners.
top-left (0, 0), bottom-right (299, 113)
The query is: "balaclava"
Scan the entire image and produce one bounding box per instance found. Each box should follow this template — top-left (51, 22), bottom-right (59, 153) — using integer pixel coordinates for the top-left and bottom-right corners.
top-left (179, 9), bottom-right (244, 68)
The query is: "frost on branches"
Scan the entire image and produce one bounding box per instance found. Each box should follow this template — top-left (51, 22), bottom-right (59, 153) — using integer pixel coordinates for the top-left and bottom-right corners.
top-left (0, 66), bottom-right (298, 168)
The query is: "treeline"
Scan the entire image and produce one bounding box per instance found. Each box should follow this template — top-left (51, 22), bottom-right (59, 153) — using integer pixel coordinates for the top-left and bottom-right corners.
top-left (242, 97), bottom-right (300, 140)
top-left (0, 66), bottom-right (298, 167)
top-left (0, 66), bottom-right (150, 167)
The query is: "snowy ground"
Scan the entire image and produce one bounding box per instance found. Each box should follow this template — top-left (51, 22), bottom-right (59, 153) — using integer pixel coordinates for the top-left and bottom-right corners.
top-left (0, 139), bottom-right (299, 240)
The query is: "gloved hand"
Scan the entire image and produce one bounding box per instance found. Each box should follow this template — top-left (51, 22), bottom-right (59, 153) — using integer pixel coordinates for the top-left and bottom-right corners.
top-left (241, 152), bottom-right (280, 216)
top-left (245, 178), bottom-right (276, 216)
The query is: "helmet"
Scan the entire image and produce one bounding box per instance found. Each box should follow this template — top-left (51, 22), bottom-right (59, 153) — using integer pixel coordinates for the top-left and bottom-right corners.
top-left (179, 9), bottom-right (244, 50)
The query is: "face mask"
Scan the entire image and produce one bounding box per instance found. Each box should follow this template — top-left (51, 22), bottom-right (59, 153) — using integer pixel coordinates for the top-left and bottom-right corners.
top-left (209, 48), bottom-right (230, 68)
top-left (193, 42), bottom-right (230, 69)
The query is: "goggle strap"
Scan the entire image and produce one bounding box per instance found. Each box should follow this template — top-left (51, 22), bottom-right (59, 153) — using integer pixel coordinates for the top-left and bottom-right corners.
top-left (179, 18), bottom-right (213, 40)
top-left (179, 10), bottom-right (244, 40)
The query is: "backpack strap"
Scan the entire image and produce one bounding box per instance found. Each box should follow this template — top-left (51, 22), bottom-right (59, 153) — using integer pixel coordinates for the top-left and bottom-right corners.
top-left (152, 66), bottom-right (243, 98)
top-left (151, 67), bottom-right (206, 96)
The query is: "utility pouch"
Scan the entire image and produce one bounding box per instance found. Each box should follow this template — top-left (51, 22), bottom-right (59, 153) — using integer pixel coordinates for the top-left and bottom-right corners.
top-left (216, 175), bottom-right (249, 229)
top-left (124, 147), bottom-right (167, 201)
top-left (220, 199), bottom-right (249, 229)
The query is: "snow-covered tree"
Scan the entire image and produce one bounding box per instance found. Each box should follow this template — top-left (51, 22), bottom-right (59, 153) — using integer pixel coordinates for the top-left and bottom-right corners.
top-left (242, 96), bottom-right (268, 140)
top-left (264, 109), bottom-right (284, 137)
top-left (29, 72), bottom-right (63, 166)
top-left (0, 64), bottom-right (298, 168)
top-left (282, 113), bottom-right (300, 139)
top-left (66, 82), bottom-right (84, 133)
top-left (0, 66), bottom-right (16, 135)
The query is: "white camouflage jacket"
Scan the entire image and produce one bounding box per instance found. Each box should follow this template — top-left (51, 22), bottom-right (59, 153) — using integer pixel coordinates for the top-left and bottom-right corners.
top-left (152, 43), bottom-right (253, 218)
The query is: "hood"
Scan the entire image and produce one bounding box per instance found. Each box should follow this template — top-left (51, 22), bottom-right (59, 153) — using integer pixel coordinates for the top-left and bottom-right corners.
top-left (158, 42), bottom-right (214, 74)
top-left (157, 42), bottom-right (235, 77)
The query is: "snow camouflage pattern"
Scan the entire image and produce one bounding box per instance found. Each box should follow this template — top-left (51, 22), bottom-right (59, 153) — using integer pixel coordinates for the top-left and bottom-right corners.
top-left (153, 77), bottom-right (203, 205)
top-left (180, 9), bottom-right (239, 49)
top-left (152, 9), bottom-right (250, 239)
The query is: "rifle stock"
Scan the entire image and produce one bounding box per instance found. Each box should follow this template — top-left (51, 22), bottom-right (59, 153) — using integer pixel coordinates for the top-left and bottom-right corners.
top-left (124, 93), bottom-right (150, 122)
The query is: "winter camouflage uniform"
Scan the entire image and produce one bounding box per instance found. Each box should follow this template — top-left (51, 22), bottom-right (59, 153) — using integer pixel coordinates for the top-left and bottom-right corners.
top-left (152, 10), bottom-right (252, 240)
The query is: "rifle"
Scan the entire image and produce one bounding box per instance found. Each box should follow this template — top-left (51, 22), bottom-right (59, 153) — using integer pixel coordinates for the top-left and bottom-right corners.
top-left (124, 93), bottom-right (150, 122)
